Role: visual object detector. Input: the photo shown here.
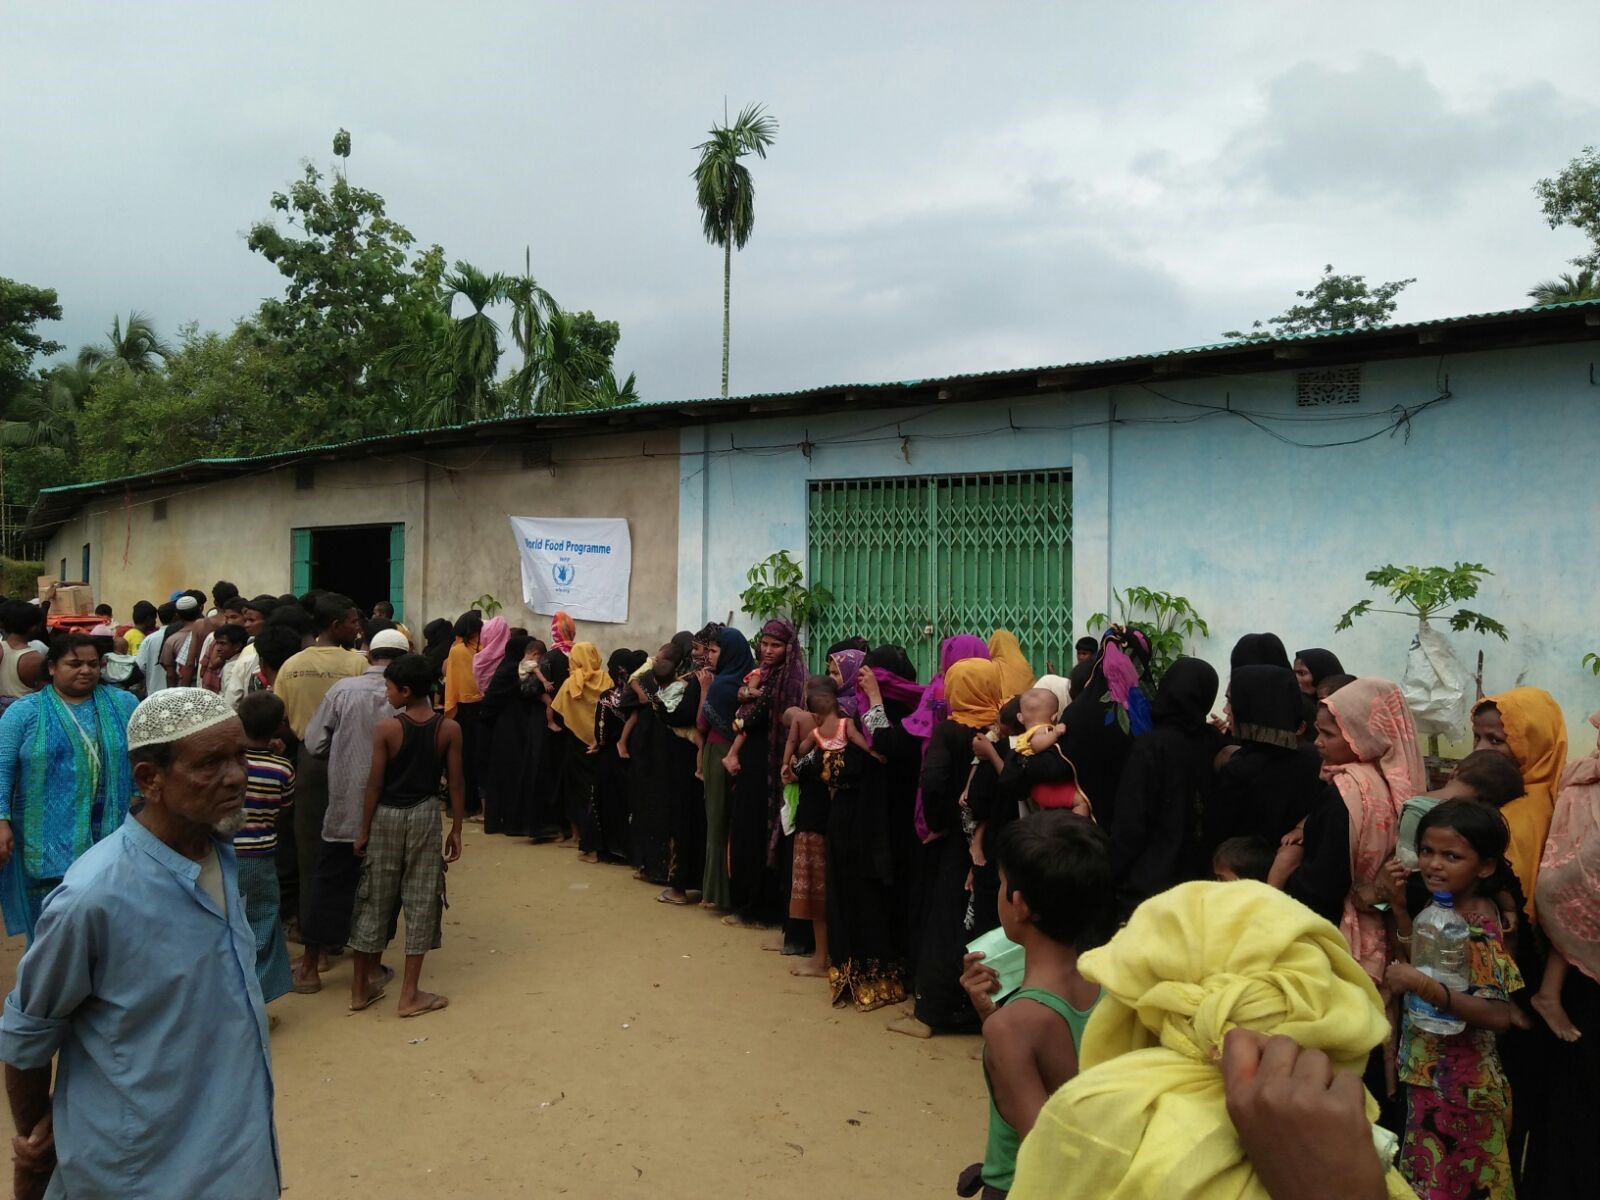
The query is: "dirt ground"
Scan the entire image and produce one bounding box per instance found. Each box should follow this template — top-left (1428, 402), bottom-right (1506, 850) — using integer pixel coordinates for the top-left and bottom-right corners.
top-left (0, 825), bottom-right (986, 1199)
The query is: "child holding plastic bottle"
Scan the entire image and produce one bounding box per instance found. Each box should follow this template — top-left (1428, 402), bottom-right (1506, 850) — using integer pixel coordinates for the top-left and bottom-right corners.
top-left (1378, 799), bottom-right (1522, 1200)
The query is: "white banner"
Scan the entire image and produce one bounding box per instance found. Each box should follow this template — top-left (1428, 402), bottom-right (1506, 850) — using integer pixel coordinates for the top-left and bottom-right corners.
top-left (510, 516), bottom-right (632, 624)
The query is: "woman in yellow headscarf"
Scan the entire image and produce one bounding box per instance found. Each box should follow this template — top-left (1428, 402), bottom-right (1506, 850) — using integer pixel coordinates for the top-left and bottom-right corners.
top-left (552, 642), bottom-right (608, 861)
top-left (987, 630), bottom-right (1035, 702)
top-left (1010, 880), bottom-right (1414, 1200)
top-left (890, 658), bottom-right (1005, 1039)
top-left (1472, 687), bottom-right (1566, 912)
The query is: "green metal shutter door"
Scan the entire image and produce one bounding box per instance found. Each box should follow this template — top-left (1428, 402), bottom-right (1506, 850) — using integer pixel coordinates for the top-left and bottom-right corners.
top-left (806, 471), bottom-right (1071, 679)
top-left (388, 524), bottom-right (405, 623)
top-left (290, 528), bottom-right (312, 596)
top-left (934, 472), bottom-right (1072, 677)
top-left (807, 477), bottom-right (935, 677)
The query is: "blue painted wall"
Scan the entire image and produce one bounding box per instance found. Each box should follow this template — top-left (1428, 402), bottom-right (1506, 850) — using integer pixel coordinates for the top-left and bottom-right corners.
top-left (680, 342), bottom-right (1600, 744)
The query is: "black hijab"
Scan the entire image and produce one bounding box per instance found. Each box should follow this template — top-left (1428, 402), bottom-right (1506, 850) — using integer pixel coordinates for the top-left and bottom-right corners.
top-left (864, 644), bottom-right (917, 682)
top-left (422, 618), bottom-right (454, 679)
top-left (1229, 665), bottom-right (1304, 748)
top-left (703, 627), bottom-right (755, 732)
top-left (1230, 633), bottom-right (1291, 672)
top-left (1294, 648), bottom-right (1344, 685)
top-left (1151, 656), bottom-right (1219, 729)
top-left (479, 633), bottom-right (533, 719)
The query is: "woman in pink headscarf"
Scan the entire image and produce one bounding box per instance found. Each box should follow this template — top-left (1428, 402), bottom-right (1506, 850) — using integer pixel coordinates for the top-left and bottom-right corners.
top-left (550, 612), bottom-right (576, 654)
top-left (471, 616), bottom-right (510, 695)
top-left (1314, 676), bottom-right (1425, 984)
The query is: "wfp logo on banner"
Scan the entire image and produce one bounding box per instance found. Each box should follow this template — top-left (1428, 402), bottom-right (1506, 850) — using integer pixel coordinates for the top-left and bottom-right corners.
top-left (552, 560), bottom-right (577, 589)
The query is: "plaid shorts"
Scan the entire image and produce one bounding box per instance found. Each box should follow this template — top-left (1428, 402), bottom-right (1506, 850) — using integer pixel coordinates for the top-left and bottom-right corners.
top-left (349, 802), bottom-right (445, 957)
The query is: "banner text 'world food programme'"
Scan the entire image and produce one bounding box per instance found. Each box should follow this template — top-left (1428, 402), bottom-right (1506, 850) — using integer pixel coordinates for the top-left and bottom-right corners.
top-left (509, 516), bottom-right (631, 623)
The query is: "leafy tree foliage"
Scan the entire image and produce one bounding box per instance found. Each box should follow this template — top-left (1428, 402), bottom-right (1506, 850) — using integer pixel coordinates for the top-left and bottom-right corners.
top-left (3, 130), bottom-right (638, 528)
top-left (0, 278), bottom-right (63, 411)
top-left (1534, 146), bottom-right (1600, 274)
top-left (1223, 265), bottom-right (1414, 340)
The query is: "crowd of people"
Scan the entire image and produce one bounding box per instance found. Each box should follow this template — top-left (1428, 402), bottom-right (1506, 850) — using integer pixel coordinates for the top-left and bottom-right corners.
top-left (0, 580), bottom-right (1595, 1199)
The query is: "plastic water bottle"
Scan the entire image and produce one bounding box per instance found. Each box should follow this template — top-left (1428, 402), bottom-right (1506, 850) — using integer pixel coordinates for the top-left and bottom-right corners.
top-left (1405, 891), bottom-right (1468, 1035)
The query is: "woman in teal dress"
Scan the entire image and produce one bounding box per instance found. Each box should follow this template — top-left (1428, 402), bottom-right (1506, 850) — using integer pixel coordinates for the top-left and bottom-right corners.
top-left (0, 634), bottom-right (137, 941)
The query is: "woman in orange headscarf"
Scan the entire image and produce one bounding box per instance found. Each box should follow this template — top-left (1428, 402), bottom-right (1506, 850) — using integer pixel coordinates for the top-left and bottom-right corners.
top-left (891, 658), bottom-right (1004, 1038)
top-left (1317, 677), bottom-right (1426, 985)
top-left (553, 642), bottom-right (607, 861)
top-left (1472, 687), bottom-right (1566, 914)
top-left (986, 630), bottom-right (1035, 703)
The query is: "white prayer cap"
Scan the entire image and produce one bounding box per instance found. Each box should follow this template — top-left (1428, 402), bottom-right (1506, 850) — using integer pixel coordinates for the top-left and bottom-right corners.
top-left (175, 596), bottom-right (200, 613)
top-left (127, 688), bottom-right (239, 752)
top-left (369, 629), bottom-right (411, 653)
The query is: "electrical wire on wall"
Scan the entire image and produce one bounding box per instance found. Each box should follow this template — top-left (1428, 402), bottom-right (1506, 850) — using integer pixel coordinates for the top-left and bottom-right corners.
top-left (51, 354), bottom-right (1472, 526)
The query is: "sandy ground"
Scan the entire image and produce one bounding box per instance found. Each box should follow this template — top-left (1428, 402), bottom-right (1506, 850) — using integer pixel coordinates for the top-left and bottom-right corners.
top-left (0, 825), bottom-right (986, 1199)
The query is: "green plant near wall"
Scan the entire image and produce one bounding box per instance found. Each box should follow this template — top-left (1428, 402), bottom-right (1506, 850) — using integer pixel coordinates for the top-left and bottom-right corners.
top-left (471, 592), bottom-right (504, 618)
top-left (1335, 563), bottom-right (1508, 640)
top-left (1087, 586), bottom-right (1210, 680)
top-left (1584, 652), bottom-right (1600, 675)
top-left (738, 550), bottom-right (832, 630)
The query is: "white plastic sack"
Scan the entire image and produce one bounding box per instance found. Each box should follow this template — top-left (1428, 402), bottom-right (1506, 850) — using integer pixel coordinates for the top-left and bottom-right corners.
top-left (1400, 621), bottom-right (1470, 739)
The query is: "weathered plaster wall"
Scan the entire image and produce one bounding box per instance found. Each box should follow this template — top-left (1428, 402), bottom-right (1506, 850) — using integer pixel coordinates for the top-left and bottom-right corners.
top-left (681, 343), bottom-right (1600, 743)
top-left (45, 431), bottom-right (682, 654)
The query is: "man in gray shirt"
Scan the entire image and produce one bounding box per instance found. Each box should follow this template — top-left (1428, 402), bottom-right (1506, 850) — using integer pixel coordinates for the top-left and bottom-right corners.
top-left (292, 629), bottom-right (410, 996)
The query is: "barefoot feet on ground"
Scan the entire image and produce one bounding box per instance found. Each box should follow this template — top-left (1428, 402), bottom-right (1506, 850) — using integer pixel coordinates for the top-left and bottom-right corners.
top-left (761, 936), bottom-right (785, 952)
top-left (886, 1012), bottom-right (933, 1039)
top-left (790, 956), bottom-right (828, 978)
top-left (1532, 991), bottom-right (1583, 1041)
top-left (400, 991), bottom-right (450, 1018)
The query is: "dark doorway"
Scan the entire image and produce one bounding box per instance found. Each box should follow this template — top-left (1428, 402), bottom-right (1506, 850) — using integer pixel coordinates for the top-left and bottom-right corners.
top-left (309, 525), bottom-right (392, 617)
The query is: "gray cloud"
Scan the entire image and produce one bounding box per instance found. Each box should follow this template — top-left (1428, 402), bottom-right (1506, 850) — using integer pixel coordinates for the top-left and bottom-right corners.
top-left (1226, 55), bottom-right (1600, 203)
top-left (4, 4), bottom-right (1599, 405)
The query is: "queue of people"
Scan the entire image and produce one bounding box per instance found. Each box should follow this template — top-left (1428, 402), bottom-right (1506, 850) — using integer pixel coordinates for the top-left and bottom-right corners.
top-left (0, 579), bottom-right (1596, 1199)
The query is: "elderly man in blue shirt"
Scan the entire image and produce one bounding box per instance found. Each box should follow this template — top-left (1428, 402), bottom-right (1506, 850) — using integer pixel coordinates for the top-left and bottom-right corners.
top-left (0, 688), bottom-right (280, 1199)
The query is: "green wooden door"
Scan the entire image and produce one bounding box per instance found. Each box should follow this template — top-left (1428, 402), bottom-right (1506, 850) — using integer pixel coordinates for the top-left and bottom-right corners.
top-left (388, 524), bottom-right (405, 622)
top-left (807, 471), bottom-right (1071, 679)
top-left (290, 528), bottom-right (312, 596)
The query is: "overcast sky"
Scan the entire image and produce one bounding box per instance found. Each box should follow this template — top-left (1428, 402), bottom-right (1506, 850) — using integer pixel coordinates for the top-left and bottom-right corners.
top-left (6, 2), bottom-right (1599, 402)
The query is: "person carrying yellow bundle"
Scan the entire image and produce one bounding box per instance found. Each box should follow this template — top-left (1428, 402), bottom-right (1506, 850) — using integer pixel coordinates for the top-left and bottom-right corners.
top-left (1009, 880), bottom-right (1413, 1200)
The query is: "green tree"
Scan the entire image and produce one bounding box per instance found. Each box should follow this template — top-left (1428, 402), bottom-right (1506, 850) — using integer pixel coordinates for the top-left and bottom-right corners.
top-left (531, 308), bottom-right (611, 412)
top-left (1335, 562), bottom-right (1507, 640)
top-left (442, 261), bottom-right (509, 419)
top-left (246, 130), bottom-right (440, 440)
top-left (1534, 146), bottom-right (1600, 273)
top-left (0, 360), bottom-right (97, 456)
top-left (693, 103), bottom-right (778, 397)
top-left (1527, 269), bottom-right (1600, 305)
top-left (0, 278), bottom-right (63, 412)
top-left (79, 311), bottom-right (170, 375)
top-left (1223, 265), bottom-right (1414, 340)
top-left (73, 323), bottom-right (285, 480)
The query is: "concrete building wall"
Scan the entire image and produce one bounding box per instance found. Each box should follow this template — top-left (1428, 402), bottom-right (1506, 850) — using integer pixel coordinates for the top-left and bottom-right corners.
top-left (680, 343), bottom-right (1600, 744)
top-left (45, 431), bottom-right (682, 654)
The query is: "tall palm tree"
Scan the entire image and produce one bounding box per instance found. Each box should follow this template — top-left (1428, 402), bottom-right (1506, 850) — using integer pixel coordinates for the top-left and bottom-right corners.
top-left (442, 262), bottom-right (509, 419)
top-left (693, 103), bottom-right (777, 397)
top-left (79, 311), bottom-right (170, 374)
top-left (1528, 270), bottom-right (1600, 305)
top-left (504, 247), bottom-right (557, 414)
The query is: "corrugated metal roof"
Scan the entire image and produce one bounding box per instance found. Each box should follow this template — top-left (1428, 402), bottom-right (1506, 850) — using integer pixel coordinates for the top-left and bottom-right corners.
top-left (27, 297), bottom-right (1600, 531)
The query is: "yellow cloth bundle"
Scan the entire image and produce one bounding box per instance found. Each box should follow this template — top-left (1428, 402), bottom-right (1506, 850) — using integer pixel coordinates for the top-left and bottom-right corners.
top-left (1010, 880), bottom-right (1412, 1200)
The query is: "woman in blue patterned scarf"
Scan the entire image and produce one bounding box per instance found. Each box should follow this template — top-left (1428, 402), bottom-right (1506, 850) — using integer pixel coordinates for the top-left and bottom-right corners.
top-left (0, 634), bottom-right (137, 942)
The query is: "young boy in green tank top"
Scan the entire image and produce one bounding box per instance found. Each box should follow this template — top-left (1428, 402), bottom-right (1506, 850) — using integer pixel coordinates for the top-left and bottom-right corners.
top-left (957, 811), bottom-right (1114, 1199)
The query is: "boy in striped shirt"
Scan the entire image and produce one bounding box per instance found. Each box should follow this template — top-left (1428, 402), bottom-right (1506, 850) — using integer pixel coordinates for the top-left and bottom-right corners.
top-left (237, 692), bottom-right (296, 1004)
